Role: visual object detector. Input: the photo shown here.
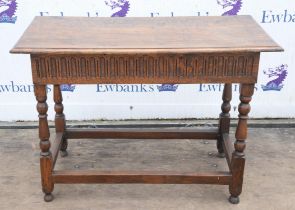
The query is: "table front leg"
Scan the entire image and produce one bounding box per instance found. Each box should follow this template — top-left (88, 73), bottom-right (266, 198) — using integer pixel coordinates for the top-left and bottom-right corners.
top-left (53, 85), bottom-right (67, 157)
top-left (34, 84), bottom-right (54, 202)
top-left (229, 83), bottom-right (254, 204)
top-left (218, 83), bottom-right (232, 157)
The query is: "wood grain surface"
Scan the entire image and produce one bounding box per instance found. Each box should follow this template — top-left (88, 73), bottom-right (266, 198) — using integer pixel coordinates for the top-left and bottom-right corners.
top-left (10, 16), bottom-right (283, 54)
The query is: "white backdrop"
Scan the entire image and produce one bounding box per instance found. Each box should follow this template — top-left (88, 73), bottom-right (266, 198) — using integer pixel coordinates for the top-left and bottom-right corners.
top-left (0, 0), bottom-right (294, 121)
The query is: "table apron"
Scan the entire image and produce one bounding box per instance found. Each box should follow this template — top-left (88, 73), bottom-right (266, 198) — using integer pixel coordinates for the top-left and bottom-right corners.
top-left (30, 53), bottom-right (260, 84)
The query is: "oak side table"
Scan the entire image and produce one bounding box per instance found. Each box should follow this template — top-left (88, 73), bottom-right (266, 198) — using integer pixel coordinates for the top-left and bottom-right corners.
top-left (11, 16), bottom-right (283, 204)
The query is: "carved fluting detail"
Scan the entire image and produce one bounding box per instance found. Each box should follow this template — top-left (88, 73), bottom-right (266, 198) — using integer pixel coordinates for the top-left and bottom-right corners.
top-left (31, 54), bottom-right (258, 83)
top-left (35, 85), bottom-right (50, 156)
top-left (234, 84), bottom-right (255, 157)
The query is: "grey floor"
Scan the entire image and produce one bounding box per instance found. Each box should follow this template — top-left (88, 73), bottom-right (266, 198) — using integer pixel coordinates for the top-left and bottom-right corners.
top-left (0, 125), bottom-right (295, 210)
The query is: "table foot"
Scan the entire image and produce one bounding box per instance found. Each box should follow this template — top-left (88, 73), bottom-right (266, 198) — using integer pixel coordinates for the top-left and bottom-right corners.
top-left (60, 137), bottom-right (68, 157)
top-left (60, 150), bottom-right (68, 157)
top-left (44, 193), bottom-right (54, 202)
top-left (228, 195), bottom-right (239, 204)
top-left (217, 152), bottom-right (225, 158)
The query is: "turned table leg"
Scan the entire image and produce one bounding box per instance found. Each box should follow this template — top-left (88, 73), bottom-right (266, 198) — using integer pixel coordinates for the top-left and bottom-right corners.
top-left (54, 85), bottom-right (67, 157)
top-left (229, 83), bottom-right (255, 204)
top-left (217, 83), bottom-right (232, 158)
top-left (35, 84), bottom-right (54, 202)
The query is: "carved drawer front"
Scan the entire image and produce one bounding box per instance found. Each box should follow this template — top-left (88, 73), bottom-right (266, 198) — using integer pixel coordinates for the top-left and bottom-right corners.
top-left (31, 53), bottom-right (260, 84)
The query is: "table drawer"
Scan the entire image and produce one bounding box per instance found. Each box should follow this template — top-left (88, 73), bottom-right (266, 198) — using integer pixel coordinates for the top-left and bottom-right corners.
top-left (31, 53), bottom-right (260, 84)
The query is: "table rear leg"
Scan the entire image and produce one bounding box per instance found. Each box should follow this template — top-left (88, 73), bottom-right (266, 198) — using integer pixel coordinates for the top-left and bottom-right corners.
top-left (218, 83), bottom-right (232, 158)
top-left (54, 85), bottom-right (67, 157)
top-left (35, 84), bottom-right (54, 202)
top-left (229, 83), bottom-right (254, 204)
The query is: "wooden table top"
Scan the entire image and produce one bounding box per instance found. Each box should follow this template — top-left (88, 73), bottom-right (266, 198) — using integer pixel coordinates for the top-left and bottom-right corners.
top-left (10, 16), bottom-right (283, 54)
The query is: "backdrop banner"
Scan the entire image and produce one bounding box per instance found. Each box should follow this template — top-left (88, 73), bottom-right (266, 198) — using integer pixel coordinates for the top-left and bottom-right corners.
top-left (0, 0), bottom-right (294, 120)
